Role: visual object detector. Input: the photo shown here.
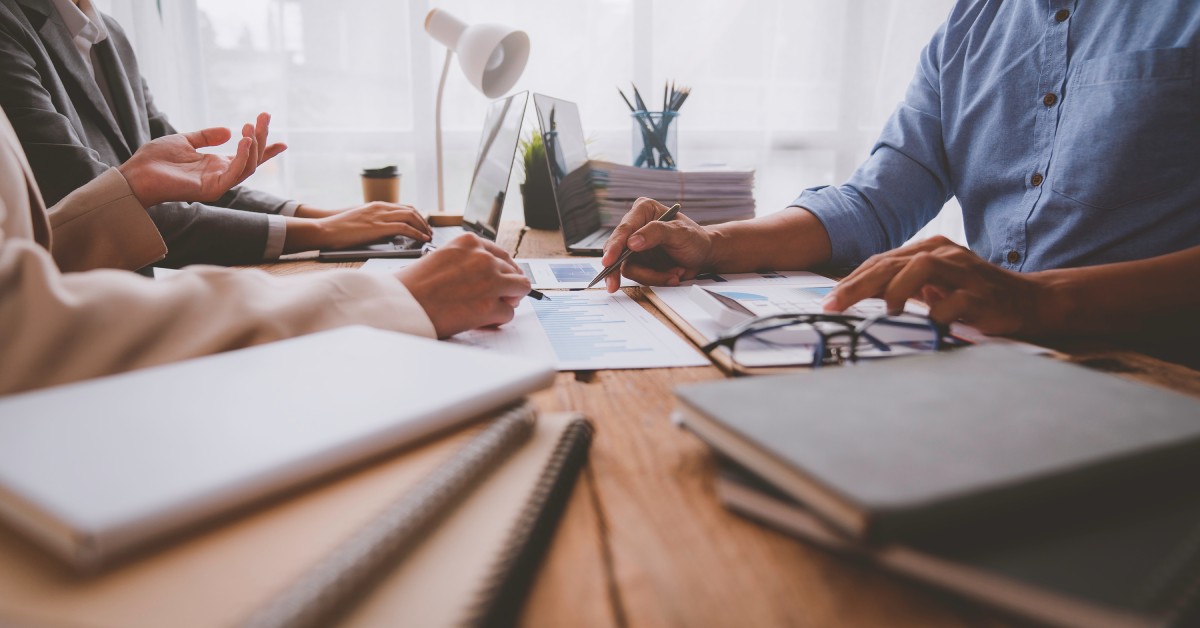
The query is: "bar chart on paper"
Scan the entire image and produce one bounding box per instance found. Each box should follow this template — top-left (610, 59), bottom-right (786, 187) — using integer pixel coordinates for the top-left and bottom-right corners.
top-left (452, 292), bottom-right (707, 370)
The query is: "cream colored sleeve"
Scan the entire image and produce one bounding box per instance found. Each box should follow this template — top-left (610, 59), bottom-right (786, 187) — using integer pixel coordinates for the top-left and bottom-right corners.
top-left (46, 168), bottom-right (168, 272)
top-left (1, 174), bottom-right (435, 396)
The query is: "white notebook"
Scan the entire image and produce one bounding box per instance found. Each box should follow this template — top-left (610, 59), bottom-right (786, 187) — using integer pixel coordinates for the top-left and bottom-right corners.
top-left (0, 326), bottom-right (555, 571)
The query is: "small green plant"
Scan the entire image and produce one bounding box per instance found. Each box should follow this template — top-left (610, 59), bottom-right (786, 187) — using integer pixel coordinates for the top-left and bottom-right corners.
top-left (518, 131), bottom-right (546, 184)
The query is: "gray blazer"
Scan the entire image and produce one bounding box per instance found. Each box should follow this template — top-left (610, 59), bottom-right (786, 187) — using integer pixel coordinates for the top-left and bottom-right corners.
top-left (0, 0), bottom-right (291, 267)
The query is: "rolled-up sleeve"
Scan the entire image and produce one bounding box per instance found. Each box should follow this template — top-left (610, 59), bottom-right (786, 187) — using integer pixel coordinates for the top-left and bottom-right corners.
top-left (793, 22), bottom-right (953, 266)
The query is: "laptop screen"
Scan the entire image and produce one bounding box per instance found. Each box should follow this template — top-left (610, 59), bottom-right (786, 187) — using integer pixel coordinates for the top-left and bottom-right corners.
top-left (532, 94), bottom-right (597, 244)
top-left (462, 91), bottom-right (529, 240)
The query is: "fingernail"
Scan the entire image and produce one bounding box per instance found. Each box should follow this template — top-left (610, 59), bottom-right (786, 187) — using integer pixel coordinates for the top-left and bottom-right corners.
top-left (820, 293), bottom-right (837, 310)
top-left (628, 235), bottom-right (645, 249)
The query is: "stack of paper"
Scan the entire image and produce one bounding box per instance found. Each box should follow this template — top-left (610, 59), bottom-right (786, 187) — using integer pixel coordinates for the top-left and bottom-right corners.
top-left (560, 160), bottom-right (755, 226)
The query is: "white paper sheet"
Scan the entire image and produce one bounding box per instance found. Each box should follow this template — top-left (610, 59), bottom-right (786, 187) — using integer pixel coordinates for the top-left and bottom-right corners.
top-left (359, 257), bottom-right (637, 290)
top-left (452, 291), bottom-right (707, 370)
top-left (680, 270), bottom-right (837, 288)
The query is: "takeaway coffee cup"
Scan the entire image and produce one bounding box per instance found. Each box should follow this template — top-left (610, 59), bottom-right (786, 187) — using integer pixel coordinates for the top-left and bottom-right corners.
top-left (361, 165), bottom-right (400, 203)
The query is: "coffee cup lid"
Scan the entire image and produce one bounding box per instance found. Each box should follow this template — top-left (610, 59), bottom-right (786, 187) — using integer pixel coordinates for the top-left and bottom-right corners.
top-left (362, 165), bottom-right (399, 178)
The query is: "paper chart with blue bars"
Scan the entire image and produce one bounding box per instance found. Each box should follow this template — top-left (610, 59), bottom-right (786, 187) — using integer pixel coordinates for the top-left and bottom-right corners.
top-left (451, 292), bottom-right (706, 370)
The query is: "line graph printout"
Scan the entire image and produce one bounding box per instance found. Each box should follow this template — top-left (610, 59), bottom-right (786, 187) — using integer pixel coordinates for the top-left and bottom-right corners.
top-left (452, 292), bottom-right (706, 370)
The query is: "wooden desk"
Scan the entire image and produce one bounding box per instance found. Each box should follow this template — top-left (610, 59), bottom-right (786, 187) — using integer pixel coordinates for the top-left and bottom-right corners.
top-left (257, 224), bottom-right (1200, 627)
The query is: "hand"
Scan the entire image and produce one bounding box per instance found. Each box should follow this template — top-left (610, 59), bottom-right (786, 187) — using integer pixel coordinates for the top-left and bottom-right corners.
top-left (821, 236), bottom-right (1049, 336)
top-left (117, 113), bottom-right (287, 207)
top-left (601, 197), bottom-right (713, 292)
top-left (309, 202), bottom-right (433, 250)
top-left (395, 234), bottom-right (531, 338)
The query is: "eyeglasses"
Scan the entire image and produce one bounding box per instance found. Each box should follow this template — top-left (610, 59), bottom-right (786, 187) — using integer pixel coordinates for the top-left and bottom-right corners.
top-left (701, 312), bottom-right (958, 371)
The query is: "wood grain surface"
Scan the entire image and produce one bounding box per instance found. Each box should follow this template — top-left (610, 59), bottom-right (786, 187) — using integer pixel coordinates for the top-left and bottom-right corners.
top-left (249, 223), bottom-right (1200, 628)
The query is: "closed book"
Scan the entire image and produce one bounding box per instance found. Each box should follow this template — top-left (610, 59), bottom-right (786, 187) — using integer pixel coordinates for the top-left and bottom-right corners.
top-left (674, 345), bottom-right (1200, 544)
top-left (715, 461), bottom-right (1200, 628)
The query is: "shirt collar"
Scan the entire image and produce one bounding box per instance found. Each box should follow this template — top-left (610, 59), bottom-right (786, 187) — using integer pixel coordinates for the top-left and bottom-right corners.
top-left (49, 0), bottom-right (108, 45)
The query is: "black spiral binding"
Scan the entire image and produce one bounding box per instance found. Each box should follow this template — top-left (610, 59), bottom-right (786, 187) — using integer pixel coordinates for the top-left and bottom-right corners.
top-left (465, 416), bottom-right (596, 628)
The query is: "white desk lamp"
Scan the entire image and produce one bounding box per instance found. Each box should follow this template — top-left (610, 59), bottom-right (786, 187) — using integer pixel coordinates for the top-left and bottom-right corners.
top-left (424, 9), bottom-right (530, 213)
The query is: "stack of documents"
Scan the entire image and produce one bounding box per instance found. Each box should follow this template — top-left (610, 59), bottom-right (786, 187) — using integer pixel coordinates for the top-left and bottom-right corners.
top-left (563, 160), bottom-right (755, 226)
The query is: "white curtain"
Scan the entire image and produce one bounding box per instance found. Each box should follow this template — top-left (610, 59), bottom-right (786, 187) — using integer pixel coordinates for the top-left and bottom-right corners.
top-left (104, 0), bottom-right (963, 243)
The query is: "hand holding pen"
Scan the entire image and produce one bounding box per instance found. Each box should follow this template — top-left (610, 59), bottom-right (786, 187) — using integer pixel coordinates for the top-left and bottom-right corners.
top-left (422, 239), bottom-right (548, 301)
top-left (593, 201), bottom-right (716, 293)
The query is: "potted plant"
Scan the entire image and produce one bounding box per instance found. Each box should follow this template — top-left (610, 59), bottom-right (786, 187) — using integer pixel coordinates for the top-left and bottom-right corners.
top-left (518, 132), bottom-right (560, 230)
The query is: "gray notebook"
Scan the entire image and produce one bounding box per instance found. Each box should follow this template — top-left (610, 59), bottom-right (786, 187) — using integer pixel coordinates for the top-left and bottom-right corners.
top-left (674, 345), bottom-right (1200, 543)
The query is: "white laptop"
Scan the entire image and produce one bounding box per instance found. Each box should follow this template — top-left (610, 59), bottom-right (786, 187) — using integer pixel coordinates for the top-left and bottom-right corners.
top-left (0, 326), bottom-right (554, 570)
top-left (319, 91), bottom-right (529, 260)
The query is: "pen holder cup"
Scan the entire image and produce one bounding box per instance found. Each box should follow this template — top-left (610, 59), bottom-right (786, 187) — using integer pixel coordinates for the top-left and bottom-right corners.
top-left (631, 111), bottom-right (679, 170)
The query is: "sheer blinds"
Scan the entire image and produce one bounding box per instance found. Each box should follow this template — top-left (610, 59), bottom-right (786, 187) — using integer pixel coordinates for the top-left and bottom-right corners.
top-left (96, 0), bottom-right (962, 241)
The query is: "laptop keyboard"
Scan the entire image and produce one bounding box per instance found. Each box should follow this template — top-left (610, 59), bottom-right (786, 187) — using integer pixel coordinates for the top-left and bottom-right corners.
top-left (392, 227), bottom-right (461, 251)
top-left (575, 227), bottom-right (616, 250)
top-left (390, 236), bottom-right (424, 251)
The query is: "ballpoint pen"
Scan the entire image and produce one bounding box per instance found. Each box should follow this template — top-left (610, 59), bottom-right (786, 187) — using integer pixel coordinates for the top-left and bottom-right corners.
top-left (585, 203), bottom-right (681, 289)
top-left (421, 242), bottom-right (549, 300)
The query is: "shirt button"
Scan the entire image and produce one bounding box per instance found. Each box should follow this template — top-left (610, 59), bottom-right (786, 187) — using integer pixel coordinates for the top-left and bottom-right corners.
top-left (1007, 250), bottom-right (1021, 264)
top-left (1043, 93), bottom-right (1057, 107)
top-left (1055, 9), bottom-right (1070, 22)
top-left (1031, 173), bottom-right (1044, 187)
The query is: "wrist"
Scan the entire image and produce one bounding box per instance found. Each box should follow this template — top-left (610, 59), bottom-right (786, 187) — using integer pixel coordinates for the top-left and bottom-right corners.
top-left (1025, 270), bottom-right (1077, 336)
top-left (282, 217), bottom-right (329, 253)
top-left (294, 204), bottom-right (340, 219)
top-left (702, 225), bottom-right (730, 272)
top-left (115, 163), bottom-right (156, 208)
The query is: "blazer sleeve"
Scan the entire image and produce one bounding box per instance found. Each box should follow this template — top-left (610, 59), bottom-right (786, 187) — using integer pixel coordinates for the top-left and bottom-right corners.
top-left (0, 171), bottom-right (436, 397)
top-left (47, 168), bottom-right (166, 272)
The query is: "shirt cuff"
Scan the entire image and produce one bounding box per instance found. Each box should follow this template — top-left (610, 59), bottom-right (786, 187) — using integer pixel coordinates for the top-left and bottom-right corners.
top-left (280, 201), bottom-right (302, 217)
top-left (262, 213), bottom-right (287, 260)
top-left (792, 185), bottom-right (888, 267)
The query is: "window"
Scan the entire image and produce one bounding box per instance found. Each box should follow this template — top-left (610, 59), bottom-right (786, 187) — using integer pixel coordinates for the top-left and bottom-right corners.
top-left (102, 0), bottom-right (962, 241)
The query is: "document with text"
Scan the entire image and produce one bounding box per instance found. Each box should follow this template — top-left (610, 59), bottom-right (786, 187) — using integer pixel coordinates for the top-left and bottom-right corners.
top-left (454, 291), bottom-right (707, 370)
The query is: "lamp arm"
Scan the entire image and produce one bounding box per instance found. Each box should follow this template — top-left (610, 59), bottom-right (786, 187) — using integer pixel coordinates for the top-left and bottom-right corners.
top-left (434, 48), bottom-right (453, 214)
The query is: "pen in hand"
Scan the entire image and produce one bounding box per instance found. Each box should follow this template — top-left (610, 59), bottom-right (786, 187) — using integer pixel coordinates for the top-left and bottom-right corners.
top-left (586, 203), bottom-right (682, 289)
top-left (421, 242), bottom-right (549, 301)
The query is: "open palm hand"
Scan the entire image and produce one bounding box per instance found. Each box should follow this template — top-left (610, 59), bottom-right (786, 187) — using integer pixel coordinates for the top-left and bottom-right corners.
top-left (117, 113), bottom-right (287, 207)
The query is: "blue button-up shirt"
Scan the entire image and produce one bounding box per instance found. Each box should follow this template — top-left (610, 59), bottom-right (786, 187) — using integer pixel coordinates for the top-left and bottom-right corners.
top-left (796, 0), bottom-right (1200, 271)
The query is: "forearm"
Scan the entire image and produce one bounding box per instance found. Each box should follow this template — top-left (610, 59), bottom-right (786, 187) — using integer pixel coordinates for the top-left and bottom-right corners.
top-left (705, 207), bottom-right (833, 272)
top-left (0, 238), bottom-right (435, 396)
top-left (1032, 246), bottom-right (1200, 336)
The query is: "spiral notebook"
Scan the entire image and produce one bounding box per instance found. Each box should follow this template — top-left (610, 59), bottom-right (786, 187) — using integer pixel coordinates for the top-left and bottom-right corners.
top-left (0, 411), bottom-right (593, 628)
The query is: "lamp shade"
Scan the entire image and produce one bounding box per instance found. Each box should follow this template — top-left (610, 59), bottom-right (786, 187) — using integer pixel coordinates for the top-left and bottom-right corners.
top-left (425, 9), bottom-right (530, 98)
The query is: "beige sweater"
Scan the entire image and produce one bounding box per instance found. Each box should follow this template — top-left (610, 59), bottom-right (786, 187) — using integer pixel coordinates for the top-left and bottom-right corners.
top-left (0, 109), bottom-right (435, 396)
